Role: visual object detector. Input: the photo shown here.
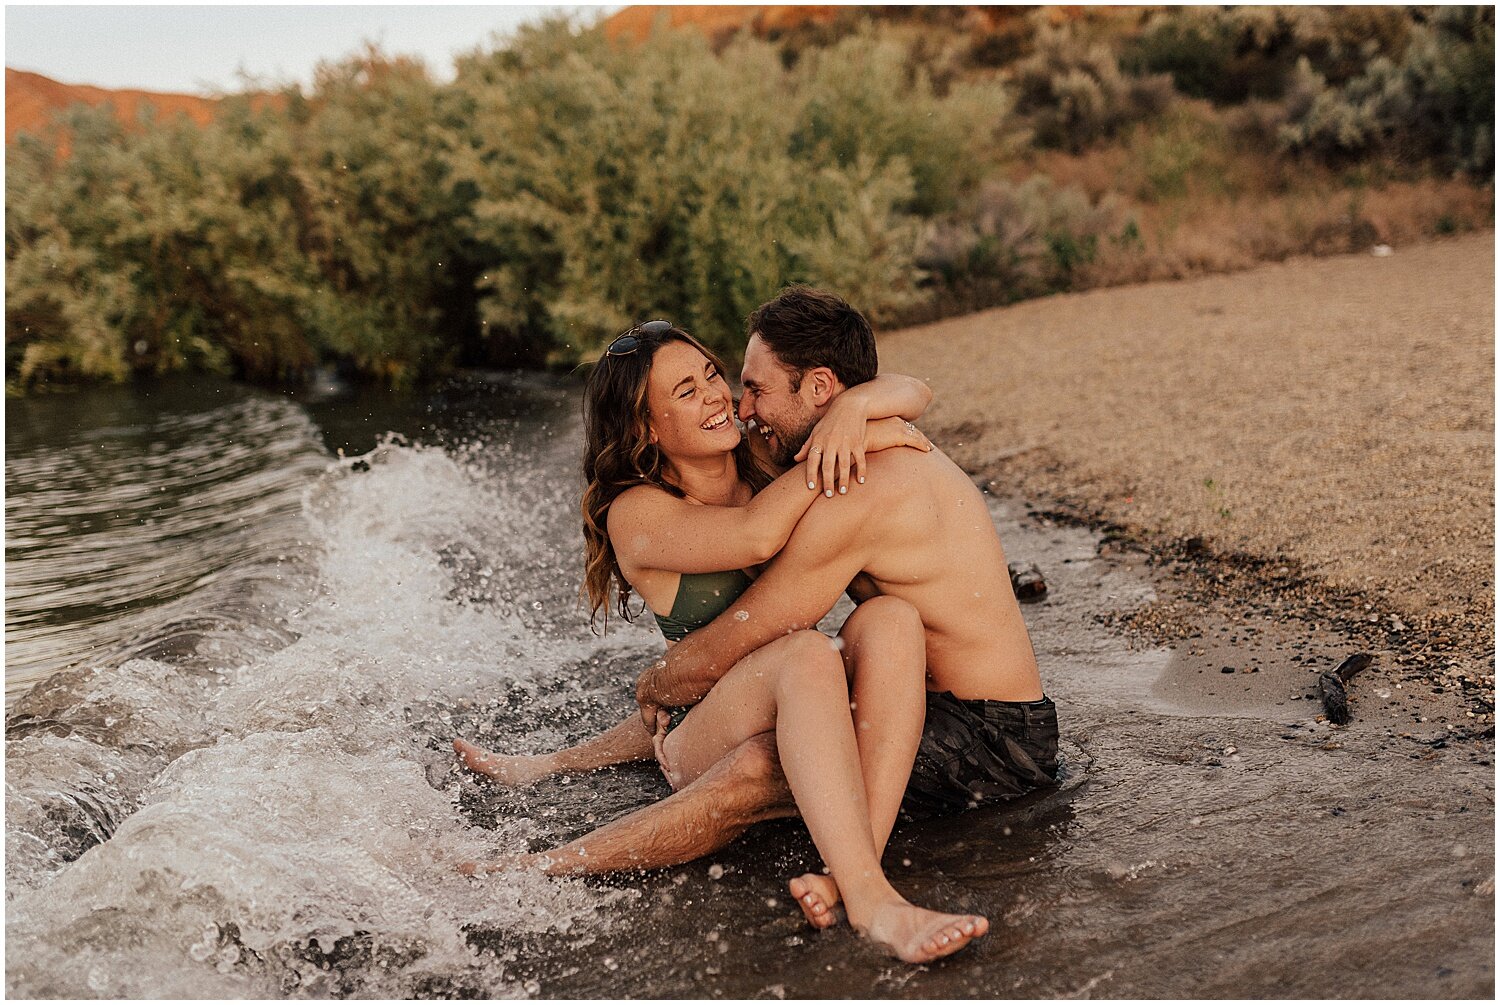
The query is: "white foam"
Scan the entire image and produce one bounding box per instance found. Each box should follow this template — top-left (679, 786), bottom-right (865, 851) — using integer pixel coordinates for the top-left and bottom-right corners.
top-left (6, 437), bottom-right (643, 997)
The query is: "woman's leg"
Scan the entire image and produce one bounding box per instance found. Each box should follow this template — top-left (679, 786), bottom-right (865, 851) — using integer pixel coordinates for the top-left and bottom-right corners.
top-left (790, 596), bottom-right (927, 928)
top-left (661, 629), bottom-right (984, 964)
top-left (454, 712), bottom-right (653, 786)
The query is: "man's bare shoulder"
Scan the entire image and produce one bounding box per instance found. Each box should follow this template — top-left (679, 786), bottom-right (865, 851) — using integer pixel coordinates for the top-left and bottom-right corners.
top-left (785, 447), bottom-right (938, 543)
top-left (865, 444), bottom-right (985, 514)
top-left (862, 443), bottom-right (955, 489)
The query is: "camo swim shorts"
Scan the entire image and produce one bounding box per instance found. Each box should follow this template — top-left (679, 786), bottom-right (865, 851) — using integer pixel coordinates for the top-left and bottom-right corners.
top-left (899, 691), bottom-right (1060, 820)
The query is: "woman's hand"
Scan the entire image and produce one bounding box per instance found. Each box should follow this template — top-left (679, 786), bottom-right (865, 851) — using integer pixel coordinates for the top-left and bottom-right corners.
top-left (795, 393), bottom-right (872, 496)
top-left (863, 416), bottom-right (933, 455)
top-left (652, 709), bottom-right (683, 790)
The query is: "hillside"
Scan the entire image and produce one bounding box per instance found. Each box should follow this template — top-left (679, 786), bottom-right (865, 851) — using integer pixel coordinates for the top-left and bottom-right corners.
top-left (5, 67), bottom-right (222, 145)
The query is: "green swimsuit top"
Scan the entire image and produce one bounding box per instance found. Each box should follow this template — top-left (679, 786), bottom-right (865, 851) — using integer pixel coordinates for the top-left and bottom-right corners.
top-left (652, 569), bottom-right (754, 643)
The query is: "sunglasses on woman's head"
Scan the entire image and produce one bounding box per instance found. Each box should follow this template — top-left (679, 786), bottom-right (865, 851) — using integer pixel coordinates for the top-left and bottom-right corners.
top-left (606, 319), bottom-right (673, 357)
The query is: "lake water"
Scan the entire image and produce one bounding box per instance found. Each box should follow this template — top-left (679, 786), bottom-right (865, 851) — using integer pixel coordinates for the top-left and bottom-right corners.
top-left (5, 374), bottom-right (1492, 998)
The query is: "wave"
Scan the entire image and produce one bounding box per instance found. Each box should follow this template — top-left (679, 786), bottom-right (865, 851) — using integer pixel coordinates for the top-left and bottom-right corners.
top-left (5, 407), bottom-right (662, 997)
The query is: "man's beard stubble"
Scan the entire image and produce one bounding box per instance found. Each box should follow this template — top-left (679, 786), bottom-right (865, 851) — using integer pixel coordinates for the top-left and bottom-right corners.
top-left (769, 414), bottom-right (818, 468)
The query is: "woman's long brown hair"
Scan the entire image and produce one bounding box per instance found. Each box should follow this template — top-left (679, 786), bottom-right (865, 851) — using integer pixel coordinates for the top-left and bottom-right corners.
top-left (581, 326), bottom-right (773, 631)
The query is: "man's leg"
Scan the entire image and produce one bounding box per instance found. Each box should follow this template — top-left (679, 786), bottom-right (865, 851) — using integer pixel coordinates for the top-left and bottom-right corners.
top-left (454, 712), bottom-right (653, 787)
top-left (463, 732), bottom-right (794, 875)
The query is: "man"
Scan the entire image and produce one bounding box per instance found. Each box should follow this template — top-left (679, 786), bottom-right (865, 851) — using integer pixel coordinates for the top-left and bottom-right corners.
top-left (471, 286), bottom-right (1058, 924)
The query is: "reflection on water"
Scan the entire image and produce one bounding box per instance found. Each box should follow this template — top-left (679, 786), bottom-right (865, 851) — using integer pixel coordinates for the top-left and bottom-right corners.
top-left (5, 381), bottom-right (326, 702)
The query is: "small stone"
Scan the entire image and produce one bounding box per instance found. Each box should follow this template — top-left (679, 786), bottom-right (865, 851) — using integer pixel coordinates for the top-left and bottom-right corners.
top-left (1008, 562), bottom-right (1048, 602)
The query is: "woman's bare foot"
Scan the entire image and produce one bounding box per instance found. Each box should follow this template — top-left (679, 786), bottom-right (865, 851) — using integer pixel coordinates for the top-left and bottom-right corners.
top-left (854, 899), bottom-right (989, 964)
top-left (789, 873), bottom-right (844, 929)
top-left (453, 738), bottom-right (553, 786)
top-left (455, 854), bottom-right (531, 876)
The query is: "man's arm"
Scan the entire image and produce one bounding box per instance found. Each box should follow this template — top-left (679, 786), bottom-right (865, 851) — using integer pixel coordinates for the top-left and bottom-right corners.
top-left (636, 492), bottom-right (876, 718)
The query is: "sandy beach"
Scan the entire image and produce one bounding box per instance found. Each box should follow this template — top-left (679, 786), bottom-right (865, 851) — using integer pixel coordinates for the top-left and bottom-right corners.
top-left (883, 232), bottom-right (1495, 713)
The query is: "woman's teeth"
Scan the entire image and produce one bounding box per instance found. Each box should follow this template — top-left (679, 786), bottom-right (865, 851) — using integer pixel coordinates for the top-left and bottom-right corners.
top-left (701, 412), bottom-right (729, 430)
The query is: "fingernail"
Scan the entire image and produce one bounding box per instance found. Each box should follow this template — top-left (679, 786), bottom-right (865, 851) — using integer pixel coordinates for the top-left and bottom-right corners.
top-left (858, 476), bottom-right (865, 483)
top-left (825, 489), bottom-right (833, 498)
top-left (808, 482), bottom-right (816, 490)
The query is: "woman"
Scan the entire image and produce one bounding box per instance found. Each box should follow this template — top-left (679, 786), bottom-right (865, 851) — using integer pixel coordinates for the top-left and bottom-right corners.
top-left (456, 322), bottom-right (986, 963)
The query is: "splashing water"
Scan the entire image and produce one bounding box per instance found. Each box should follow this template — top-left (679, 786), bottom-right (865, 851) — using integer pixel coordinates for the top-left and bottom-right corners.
top-left (5, 380), bottom-right (652, 998)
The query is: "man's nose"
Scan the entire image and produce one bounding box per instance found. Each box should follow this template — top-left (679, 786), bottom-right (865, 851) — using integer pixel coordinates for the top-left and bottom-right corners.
top-left (736, 394), bottom-right (754, 422)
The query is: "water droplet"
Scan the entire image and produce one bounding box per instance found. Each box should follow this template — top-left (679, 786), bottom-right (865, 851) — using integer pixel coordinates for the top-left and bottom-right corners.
top-left (708, 863), bottom-right (724, 880)
top-left (531, 601), bottom-right (543, 610)
top-left (734, 610), bottom-right (749, 621)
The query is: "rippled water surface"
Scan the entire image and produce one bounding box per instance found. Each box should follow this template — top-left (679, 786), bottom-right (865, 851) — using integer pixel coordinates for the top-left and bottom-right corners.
top-left (5, 374), bottom-right (1492, 998)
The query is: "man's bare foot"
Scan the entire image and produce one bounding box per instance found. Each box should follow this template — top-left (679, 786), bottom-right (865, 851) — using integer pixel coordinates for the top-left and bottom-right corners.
top-left (789, 873), bottom-right (844, 929)
top-left (854, 899), bottom-right (989, 964)
top-left (453, 738), bottom-right (553, 786)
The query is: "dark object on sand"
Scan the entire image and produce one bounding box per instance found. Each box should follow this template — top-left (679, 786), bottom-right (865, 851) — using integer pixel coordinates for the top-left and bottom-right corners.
top-left (1317, 653), bottom-right (1375, 725)
top-left (1008, 562), bottom-right (1048, 602)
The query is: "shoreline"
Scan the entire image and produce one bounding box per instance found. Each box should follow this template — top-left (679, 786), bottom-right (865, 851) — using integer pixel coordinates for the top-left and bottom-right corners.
top-left (882, 231), bottom-right (1495, 719)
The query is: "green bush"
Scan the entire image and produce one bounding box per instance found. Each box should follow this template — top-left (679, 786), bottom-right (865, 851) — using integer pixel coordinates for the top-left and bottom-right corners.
top-left (1279, 7), bottom-right (1495, 175)
top-left (1010, 16), bottom-right (1174, 152)
top-left (6, 50), bottom-right (475, 390)
top-left (450, 20), bottom-right (1008, 363)
top-left (1125, 6), bottom-right (1414, 105)
top-left (916, 175), bottom-right (1121, 300)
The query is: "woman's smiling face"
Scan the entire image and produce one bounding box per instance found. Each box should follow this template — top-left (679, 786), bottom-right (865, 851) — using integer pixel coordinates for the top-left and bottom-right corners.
top-left (645, 339), bottom-right (740, 461)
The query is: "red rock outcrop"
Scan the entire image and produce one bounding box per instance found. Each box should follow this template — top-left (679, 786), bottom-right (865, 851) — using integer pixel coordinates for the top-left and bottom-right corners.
top-left (6, 67), bottom-right (222, 145)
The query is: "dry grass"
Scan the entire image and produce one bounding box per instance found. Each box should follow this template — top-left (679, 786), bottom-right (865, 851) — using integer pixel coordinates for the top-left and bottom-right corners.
top-left (1016, 102), bottom-right (1494, 291)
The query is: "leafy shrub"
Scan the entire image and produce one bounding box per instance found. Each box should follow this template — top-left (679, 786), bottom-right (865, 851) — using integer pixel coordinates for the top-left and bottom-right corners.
top-left (1125, 6), bottom-right (1414, 105)
top-left (1279, 7), bottom-right (1495, 175)
top-left (916, 175), bottom-right (1123, 301)
top-left (1010, 16), bottom-right (1174, 152)
top-left (6, 50), bottom-right (474, 389)
top-left (450, 20), bottom-right (1008, 362)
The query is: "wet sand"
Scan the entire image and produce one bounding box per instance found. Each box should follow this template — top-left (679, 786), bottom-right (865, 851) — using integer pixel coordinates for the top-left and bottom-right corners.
top-left (882, 232), bottom-right (1495, 714)
top-left (458, 498), bottom-right (1493, 997)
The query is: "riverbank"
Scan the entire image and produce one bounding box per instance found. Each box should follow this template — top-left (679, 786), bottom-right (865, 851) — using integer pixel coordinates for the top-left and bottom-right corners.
top-left (882, 231), bottom-right (1495, 719)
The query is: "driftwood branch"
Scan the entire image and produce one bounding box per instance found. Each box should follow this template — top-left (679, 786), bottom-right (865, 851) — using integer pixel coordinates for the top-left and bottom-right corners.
top-left (1317, 653), bottom-right (1375, 725)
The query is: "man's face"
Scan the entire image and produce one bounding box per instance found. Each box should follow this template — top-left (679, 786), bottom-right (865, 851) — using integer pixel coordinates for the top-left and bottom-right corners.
top-left (738, 334), bottom-right (818, 467)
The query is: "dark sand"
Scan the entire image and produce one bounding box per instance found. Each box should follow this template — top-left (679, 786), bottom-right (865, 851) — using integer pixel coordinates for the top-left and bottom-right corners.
top-left (464, 496), bottom-right (1493, 998)
top-left (883, 232), bottom-right (1495, 716)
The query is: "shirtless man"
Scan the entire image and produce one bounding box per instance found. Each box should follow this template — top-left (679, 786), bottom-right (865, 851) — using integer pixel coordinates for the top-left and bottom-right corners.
top-left (460, 286), bottom-right (1058, 927)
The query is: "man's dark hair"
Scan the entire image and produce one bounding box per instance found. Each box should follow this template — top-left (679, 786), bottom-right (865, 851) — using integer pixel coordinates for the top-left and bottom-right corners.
top-left (746, 286), bottom-right (878, 391)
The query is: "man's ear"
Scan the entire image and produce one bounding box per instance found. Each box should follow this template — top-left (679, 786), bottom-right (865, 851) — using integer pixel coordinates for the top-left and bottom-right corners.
top-left (805, 367), bottom-right (840, 406)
